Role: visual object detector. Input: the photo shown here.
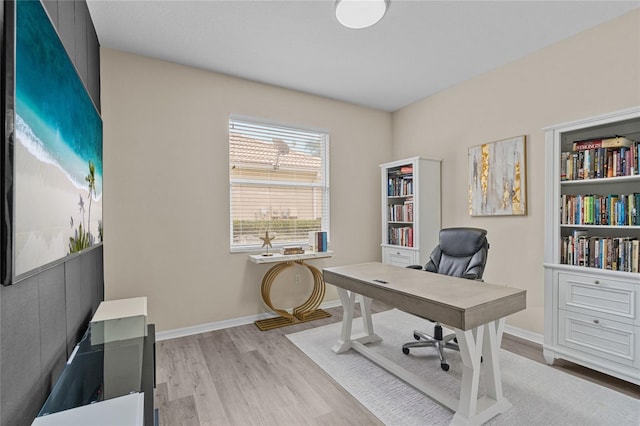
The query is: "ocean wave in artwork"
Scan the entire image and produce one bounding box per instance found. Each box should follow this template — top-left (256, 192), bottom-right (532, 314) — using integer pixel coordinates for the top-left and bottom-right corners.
top-left (16, 114), bottom-right (102, 201)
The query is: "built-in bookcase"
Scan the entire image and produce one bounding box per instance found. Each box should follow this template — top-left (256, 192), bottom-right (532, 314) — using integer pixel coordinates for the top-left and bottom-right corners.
top-left (543, 107), bottom-right (640, 386)
top-left (380, 157), bottom-right (441, 267)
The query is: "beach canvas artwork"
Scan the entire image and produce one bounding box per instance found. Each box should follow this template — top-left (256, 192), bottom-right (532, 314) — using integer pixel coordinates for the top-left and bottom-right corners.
top-left (14, 1), bottom-right (102, 277)
top-left (468, 136), bottom-right (526, 216)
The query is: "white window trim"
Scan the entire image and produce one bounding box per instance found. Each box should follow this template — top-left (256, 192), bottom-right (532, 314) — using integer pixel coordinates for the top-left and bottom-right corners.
top-left (229, 114), bottom-right (330, 253)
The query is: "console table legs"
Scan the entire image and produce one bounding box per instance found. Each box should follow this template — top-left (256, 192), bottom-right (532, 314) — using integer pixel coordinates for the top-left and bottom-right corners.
top-left (255, 260), bottom-right (330, 330)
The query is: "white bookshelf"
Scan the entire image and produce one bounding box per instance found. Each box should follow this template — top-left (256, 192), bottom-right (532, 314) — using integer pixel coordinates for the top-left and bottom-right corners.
top-left (380, 157), bottom-right (441, 267)
top-left (543, 107), bottom-right (640, 385)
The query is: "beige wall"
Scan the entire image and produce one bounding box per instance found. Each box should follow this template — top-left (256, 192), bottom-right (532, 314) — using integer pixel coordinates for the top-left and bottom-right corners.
top-left (102, 9), bottom-right (639, 335)
top-left (101, 49), bottom-right (392, 331)
top-left (391, 9), bottom-right (640, 334)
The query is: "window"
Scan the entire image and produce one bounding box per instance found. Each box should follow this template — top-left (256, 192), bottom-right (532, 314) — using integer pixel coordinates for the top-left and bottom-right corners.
top-left (229, 115), bottom-right (330, 252)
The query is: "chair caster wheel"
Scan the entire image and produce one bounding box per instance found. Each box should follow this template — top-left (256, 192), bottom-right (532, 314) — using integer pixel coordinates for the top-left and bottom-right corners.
top-left (402, 347), bottom-right (410, 354)
top-left (413, 333), bottom-right (421, 340)
top-left (441, 363), bottom-right (449, 371)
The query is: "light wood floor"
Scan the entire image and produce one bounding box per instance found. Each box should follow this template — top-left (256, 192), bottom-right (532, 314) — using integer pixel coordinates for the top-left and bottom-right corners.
top-left (154, 302), bottom-right (640, 425)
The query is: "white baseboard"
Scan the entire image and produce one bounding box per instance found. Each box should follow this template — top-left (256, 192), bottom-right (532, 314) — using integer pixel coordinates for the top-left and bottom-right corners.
top-left (503, 324), bottom-right (544, 346)
top-left (156, 299), bottom-right (543, 347)
top-left (155, 299), bottom-right (343, 341)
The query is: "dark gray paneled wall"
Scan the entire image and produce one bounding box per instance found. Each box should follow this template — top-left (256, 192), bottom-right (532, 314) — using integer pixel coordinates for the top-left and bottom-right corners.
top-left (0, 1), bottom-right (102, 425)
top-left (1, 247), bottom-right (103, 425)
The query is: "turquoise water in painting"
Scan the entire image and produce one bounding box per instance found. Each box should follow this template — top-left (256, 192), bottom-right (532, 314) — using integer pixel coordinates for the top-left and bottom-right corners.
top-left (15, 1), bottom-right (103, 198)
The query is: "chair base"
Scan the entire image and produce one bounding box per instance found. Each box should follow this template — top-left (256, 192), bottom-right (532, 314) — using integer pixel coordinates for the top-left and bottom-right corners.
top-left (401, 324), bottom-right (459, 371)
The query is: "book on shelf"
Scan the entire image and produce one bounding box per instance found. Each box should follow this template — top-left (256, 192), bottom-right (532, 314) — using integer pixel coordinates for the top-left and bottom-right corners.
top-left (560, 141), bottom-right (639, 180)
top-left (560, 193), bottom-right (639, 226)
top-left (572, 136), bottom-right (634, 151)
top-left (561, 232), bottom-right (639, 272)
top-left (387, 226), bottom-right (413, 247)
top-left (387, 175), bottom-right (414, 196)
top-left (571, 230), bottom-right (589, 266)
top-left (387, 199), bottom-right (414, 222)
top-left (405, 200), bottom-right (414, 222)
top-left (308, 231), bottom-right (328, 252)
top-left (399, 165), bottom-right (413, 174)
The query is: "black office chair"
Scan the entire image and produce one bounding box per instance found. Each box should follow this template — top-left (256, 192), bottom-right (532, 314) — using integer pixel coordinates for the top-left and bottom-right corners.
top-left (401, 227), bottom-right (489, 371)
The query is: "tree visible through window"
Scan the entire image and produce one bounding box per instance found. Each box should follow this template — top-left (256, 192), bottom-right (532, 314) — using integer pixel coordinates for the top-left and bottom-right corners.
top-left (229, 116), bottom-right (330, 252)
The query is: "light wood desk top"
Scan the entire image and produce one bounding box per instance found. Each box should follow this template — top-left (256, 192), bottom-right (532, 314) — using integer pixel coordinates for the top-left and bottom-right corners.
top-left (323, 262), bottom-right (526, 330)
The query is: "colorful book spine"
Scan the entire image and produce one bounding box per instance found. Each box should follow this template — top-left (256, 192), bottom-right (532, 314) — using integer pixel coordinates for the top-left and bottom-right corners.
top-left (561, 193), bottom-right (639, 226)
top-left (561, 233), bottom-right (639, 272)
top-left (308, 231), bottom-right (328, 252)
top-left (561, 140), bottom-right (639, 181)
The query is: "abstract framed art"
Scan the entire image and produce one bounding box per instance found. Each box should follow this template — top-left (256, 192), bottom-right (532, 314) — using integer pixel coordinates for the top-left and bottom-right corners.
top-left (468, 135), bottom-right (526, 216)
top-left (1, 1), bottom-right (103, 285)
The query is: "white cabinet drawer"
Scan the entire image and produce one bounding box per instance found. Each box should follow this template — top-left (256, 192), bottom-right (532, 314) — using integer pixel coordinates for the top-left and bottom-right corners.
top-left (558, 309), bottom-right (636, 366)
top-left (382, 247), bottom-right (418, 268)
top-left (558, 272), bottom-right (638, 324)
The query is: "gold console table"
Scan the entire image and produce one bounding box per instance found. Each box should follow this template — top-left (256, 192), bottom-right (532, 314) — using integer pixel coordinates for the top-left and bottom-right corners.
top-left (249, 251), bottom-right (333, 331)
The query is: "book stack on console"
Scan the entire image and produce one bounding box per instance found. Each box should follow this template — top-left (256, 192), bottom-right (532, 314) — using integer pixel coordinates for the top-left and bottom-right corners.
top-left (282, 246), bottom-right (305, 255)
top-left (309, 231), bottom-right (328, 252)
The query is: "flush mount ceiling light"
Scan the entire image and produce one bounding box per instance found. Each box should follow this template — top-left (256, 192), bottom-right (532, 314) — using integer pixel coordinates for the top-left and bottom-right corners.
top-left (335, 0), bottom-right (389, 29)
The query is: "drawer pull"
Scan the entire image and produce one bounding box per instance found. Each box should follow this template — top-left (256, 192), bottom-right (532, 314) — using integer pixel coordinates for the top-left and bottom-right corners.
top-left (594, 280), bottom-right (600, 285)
top-left (593, 319), bottom-right (600, 325)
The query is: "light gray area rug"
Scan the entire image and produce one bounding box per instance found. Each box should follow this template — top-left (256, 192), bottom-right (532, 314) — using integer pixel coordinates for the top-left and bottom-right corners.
top-left (286, 309), bottom-right (640, 426)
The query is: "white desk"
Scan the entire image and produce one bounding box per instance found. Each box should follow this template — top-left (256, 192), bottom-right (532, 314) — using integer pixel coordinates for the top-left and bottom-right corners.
top-left (323, 262), bottom-right (526, 426)
top-left (249, 251), bottom-right (333, 330)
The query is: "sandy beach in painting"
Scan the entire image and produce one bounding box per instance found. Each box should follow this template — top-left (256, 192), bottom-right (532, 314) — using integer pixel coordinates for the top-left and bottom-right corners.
top-left (14, 136), bottom-right (102, 276)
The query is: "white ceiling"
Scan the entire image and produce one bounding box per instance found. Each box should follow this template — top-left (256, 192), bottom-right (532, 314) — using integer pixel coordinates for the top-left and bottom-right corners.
top-left (86, 0), bottom-right (640, 112)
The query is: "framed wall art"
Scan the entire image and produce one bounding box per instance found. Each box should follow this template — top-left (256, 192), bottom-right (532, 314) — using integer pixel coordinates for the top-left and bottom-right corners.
top-left (2, 1), bottom-right (103, 284)
top-left (468, 135), bottom-right (526, 216)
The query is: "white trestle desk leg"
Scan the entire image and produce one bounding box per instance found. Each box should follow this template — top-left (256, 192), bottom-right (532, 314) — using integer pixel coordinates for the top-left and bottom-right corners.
top-left (451, 319), bottom-right (511, 426)
top-left (332, 290), bottom-right (381, 354)
top-left (494, 317), bottom-right (505, 347)
top-left (359, 295), bottom-right (375, 336)
top-left (455, 325), bottom-right (483, 422)
top-left (483, 318), bottom-right (506, 403)
top-left (332, 289), bottom-right (356, 353)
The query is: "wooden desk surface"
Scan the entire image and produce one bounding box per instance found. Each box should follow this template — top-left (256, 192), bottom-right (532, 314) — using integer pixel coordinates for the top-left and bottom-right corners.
top-left (323, 262), bottom-right (526, 330)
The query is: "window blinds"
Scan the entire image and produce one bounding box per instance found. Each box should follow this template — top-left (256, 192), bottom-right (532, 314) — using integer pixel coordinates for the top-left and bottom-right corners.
top-left (229, 116), bottom-right (330, 252)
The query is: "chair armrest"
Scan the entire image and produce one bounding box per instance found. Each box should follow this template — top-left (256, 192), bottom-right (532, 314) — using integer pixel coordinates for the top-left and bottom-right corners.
top-left (462, 273), bottom-right (484, 281)
top-left (406, 265), bottom-right (424, 270)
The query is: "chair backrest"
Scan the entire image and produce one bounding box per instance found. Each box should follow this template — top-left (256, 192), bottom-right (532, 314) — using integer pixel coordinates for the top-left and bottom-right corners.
top-left (424, 227), bottom-right (489, 280)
